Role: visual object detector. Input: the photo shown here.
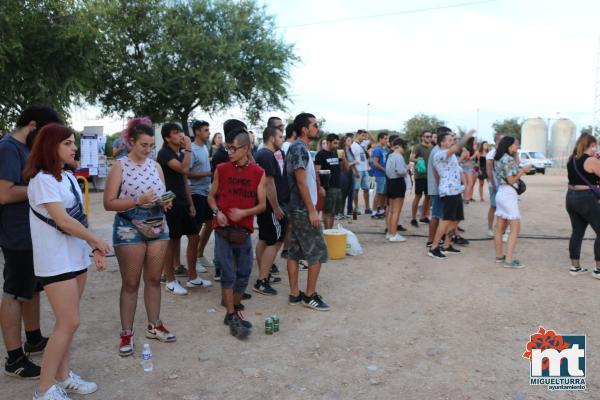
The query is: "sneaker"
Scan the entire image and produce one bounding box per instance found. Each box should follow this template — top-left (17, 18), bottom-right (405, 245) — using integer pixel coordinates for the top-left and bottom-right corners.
top-left (24, 337), bottom-right (48, 356)
top-left (388, 233), bottom-right (407, 242)
top-left (397, 225), bottom-right (407, 232)
top-left (220, 298), bottom-right (246, 310)
top-left (280, 249), bottom-right (289, 259)
top-left (160, 274), bottom-right (166, 283)
top-left (173, 265), bottom-right (188, 276)
top-left (419, 217), bottom-right (430, 224)
top-left (374, 213), bottom-right (385, 220)
top-left (118, 331), bottom-right (134, 357)
top-left (270, 264), bottom-right (280, 275)
top-left (427, 247), bottom-right (447, 259)
top-left (441, 245), bottom-right (462, 255)
top-left (4, 354), bottom-right (40, 379)
top-left (242, 293), bottom-right (252, 300)
top-left (385, 232), bottom-right (391, 240)
top-left (195, 264), bottom-right (208, 273)
top-left (223, 308), bottom-right (252, 328)
top-left (253, 278), bottom-right (277, 296)
top-left (495, 256), bottom-right (506, 263)
top-left (569, 266), bottom-right (589, 276)
top-left (186, 277), bottom-right (212, 288)
top-left (197, 256), bottom-right (214, 268)
top-left (410, 219), bottom-right (418, 227)
top-left (453, 236), bottom-right (469, 246)
top-left (33, 385), bottom-right (71, 400)
top-left (370, 211), bottom-right (378, 219)
top-left (457, 226), bottom-right (465, 233)
top-left (486, 229), bottom-right (495, 237)
top-left (268, 273), bottom-right (282, 284)
top-left (146, 321), bottom-right (176, 342)
top-left (377, 209), bottom-right (385, 216)
top-left (288, 291), bottom-right (305, 305)
top-left (224, 314), bottom-right (251, 339)
top-left (299, 260), bottom-right (309, 271)
top-left (303, 292), bottom-right (331, 311)
top-left (57, 371), bottom-right (98, 395)
top-left (364, 208), bottom-right (373, 215)
top-left (214, 270), bottom-right (221, 281)
top-left (593, 269), bottom-right (600, 279)
top-left (426, 241), bottom-right (432, 249)
top-left (504, 260), bottom-right (525, 269)
top-left (502, 233), bottom-right (509, 242)
top-left (165, 280), bottom-right (188, 295)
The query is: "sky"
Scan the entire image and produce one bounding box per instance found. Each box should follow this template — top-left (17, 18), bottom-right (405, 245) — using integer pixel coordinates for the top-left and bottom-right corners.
top-left (71, 0), bottom-right (600, 142)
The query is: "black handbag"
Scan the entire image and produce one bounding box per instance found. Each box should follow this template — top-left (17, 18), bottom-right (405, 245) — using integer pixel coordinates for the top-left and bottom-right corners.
top-left (512, 179), bottom-right (527, 195)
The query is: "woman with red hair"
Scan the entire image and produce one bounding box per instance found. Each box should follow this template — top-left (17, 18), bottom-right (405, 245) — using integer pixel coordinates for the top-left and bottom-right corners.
top-left (24, 123), bottom-right (110, 400)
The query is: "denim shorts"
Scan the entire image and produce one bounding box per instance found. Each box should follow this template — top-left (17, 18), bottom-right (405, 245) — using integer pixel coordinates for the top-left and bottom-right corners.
top-left (113, 207), bottom-right (169, 247)
top-left (353, 171), bottom-right (370, 190)
top-left (375, 176), bottom-right (387, 194)
top-left (431, 195), bottom-right (442, 219)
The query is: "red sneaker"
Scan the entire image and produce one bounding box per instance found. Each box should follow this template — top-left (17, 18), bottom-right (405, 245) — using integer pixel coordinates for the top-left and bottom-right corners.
top-left (119, 331), bottom-right (134, 357)
top-left (146, 321), bottom-right (176, 343)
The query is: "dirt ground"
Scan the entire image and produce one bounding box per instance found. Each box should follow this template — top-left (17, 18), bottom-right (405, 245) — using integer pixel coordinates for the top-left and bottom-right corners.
top-left (1, 173), bottom-right (599, 400)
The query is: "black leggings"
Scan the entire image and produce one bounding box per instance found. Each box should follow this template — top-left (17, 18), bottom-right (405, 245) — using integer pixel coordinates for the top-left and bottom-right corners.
top-left (566, 189), bottom-right (600, 261)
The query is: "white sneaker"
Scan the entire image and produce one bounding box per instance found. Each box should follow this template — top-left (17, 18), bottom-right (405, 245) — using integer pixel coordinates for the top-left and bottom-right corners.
top-left (195, 264), bottom-right (208, 273)
top-left (502, 233), bottom-right (509, 242)
top-left (33, 385), bottom-right (71, 400)
top-left (385, 232), bottom-right (391, 239)
top-left (186, 277), bottom-right (212, 288)
top-left (165, 280), bottom-right (188, 295)
top-left (486, 229), bottom-right (494, 237)
top-left (388, 234), bottom-right (407, 242)
top-left (57, 371), bottom-right (98, 395)
top-left (197, 256), bottom-right (214, 268)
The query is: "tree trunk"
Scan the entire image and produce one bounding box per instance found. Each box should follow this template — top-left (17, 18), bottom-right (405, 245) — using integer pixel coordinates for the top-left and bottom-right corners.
top-left (180, 112), bottom-right (190, 137)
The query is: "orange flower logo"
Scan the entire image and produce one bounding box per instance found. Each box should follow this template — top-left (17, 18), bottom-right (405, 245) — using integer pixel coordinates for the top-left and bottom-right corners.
top-left (523, 327), bottom-right (570, 371)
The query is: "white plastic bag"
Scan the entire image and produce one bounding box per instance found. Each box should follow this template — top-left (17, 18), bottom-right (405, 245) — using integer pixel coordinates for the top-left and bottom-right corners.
top-left (337, 223), bottom-right (363, 256)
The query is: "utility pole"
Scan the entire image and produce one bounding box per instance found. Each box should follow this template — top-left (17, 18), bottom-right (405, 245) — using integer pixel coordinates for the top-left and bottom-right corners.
top-left (366, 103), bottom-right (371, 131)
top-left (594, 34), bottom-right (600, 136)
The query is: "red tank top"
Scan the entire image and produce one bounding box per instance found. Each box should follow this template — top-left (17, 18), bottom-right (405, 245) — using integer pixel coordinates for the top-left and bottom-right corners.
top-left (213, 162), bottom-right (264, 232)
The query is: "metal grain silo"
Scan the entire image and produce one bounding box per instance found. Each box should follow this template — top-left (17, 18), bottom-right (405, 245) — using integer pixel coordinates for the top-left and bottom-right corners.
top-left (520, 118), bottom-right (547, 154)
top-left (550, 119), bottom-right (576, 167)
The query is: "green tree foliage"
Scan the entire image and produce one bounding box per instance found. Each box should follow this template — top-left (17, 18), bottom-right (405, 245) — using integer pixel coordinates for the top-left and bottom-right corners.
top-left (0, 0), bottom-right (98, 130)
top-left (492, 117), bottom-right (522, 141)
top-left (580, 125), bottom-right (594, 135)
top-left (90, 0), bottom-right (297, 134)
top-left (403, 113), bottom-right (446, 145)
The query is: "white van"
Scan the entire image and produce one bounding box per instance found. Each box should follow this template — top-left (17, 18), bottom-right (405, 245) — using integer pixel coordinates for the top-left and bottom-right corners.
top-left (519, 151), bottom-right (554, 174)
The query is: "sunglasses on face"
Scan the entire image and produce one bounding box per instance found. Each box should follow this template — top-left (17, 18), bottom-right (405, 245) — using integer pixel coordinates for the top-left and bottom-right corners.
top-left (225, 144), bottom-right (247, 153)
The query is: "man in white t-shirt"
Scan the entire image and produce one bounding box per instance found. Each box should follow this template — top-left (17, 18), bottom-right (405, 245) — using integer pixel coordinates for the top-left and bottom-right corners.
top-left (486, 133), bottom-right (503, 236)
top-left (350, 130), bottom-right (371, 214)
top-left (281, 123), bottom-right (296, 155)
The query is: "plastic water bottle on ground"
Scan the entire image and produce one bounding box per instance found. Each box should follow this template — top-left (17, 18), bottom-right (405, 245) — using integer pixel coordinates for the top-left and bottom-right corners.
top-left (141, 343), bottom-right (153, 372)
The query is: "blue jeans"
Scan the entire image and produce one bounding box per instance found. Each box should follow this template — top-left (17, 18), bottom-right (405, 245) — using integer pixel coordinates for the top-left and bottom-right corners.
top-left (214, 231), bottom-right (253, 292)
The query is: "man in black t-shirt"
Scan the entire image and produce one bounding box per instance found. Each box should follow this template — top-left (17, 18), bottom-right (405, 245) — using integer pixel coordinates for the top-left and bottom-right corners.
top-left (157, 123), bottom-right (209, 296)
top-left (253, 126), bottom-right (287, 296)
top-left (315, 134), bottom-right (346, 229)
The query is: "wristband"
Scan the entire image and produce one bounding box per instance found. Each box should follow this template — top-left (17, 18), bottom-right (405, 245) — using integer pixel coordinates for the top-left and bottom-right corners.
top-left (91, 248), bottom-right (101, 255)
top-left (212, 208), bottom-right (220, 216)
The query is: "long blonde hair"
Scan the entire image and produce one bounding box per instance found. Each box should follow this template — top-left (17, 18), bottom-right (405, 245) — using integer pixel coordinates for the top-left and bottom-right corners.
top-left (570, 133), bottom-right (597, 161)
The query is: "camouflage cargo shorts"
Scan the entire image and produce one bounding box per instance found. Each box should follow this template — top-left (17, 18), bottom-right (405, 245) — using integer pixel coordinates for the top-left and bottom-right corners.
top-left (288, 210), bottom-right (328, 265)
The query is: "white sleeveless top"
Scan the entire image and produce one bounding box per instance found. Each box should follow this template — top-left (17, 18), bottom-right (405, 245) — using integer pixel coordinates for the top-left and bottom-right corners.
top-left (118, 156), bottom-right (165, 200)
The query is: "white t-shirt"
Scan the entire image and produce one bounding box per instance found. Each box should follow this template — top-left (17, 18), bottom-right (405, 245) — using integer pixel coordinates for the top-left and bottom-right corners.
top-left (351, 142), bottom-right (369, 172)
top-left (486, 148), bottom-right (499, 186)
top-left (28, 172), bottom-right (90, 277)
top-left (307, 149), bottom-right (318, 206)
top-left (282, 141), bottom-right (291, 155)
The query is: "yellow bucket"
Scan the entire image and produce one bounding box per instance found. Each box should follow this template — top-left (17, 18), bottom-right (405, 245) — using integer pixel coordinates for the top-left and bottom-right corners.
top-left (323, 229), bottom-right (347, 260)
